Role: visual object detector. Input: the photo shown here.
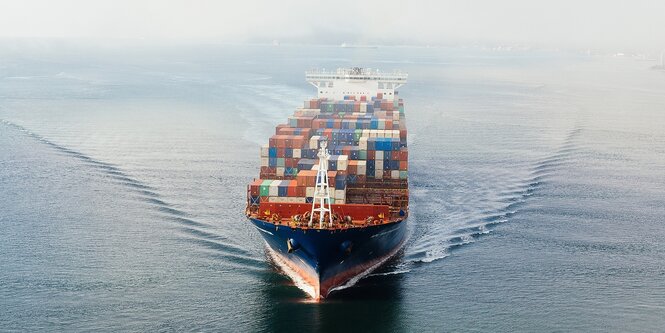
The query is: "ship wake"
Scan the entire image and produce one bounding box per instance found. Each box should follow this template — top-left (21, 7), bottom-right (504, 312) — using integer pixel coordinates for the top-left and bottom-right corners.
top-left (402, 125), bottom-right (584, 267)
top-left (0, 119), bottom-right (261, 270)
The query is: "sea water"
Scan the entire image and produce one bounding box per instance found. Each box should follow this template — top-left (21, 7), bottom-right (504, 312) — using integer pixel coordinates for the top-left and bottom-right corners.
top-left (1, 43), bottom-right (664, 332)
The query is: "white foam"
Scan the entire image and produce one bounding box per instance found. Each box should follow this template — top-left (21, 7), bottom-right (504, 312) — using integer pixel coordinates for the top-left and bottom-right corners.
top-left (419, 250), bottom-right (449, 263)
top-left (264, 243), bottom-right (318, 299)
top-left (460, 234), bottom-right (474, 243)
top-left (370, 269), bottom-right (411, 277)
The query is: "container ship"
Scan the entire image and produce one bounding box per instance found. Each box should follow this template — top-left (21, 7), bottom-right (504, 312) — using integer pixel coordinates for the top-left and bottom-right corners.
top-left (245, 67), bottom-right (409, 300)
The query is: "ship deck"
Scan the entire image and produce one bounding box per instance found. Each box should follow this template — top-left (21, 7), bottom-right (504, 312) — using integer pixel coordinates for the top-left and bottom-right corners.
top-left (246, 212), bottom-right (404, 231)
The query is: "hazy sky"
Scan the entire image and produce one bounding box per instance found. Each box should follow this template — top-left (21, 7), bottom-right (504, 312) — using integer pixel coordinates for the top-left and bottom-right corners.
top-left (0, 0), bottom-right (663, 51)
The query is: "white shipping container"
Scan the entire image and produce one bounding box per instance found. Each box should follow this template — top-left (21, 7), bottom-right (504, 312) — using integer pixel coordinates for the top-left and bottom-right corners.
top-left (360, 103), bottom-right (367, 112)
top-left (286, 197), bottom-right (297, 203)
top-left (261, 144), bottom-right (269, 157)
top-left (357, 160), bottom-right (367, 175)
top-left (260, 157), bottom-right (268, 167)
top-left (293, 149), bottom-right (301, 158)
top-left (393, 130), bottom-right (400, 138)
top-left (276, 167), bottom-right (285, 177)
top-left (269, 181), bottom-right (281, 197)
top-left (362, 129), bottom-right (370, 137)
top-left (337, 155), bottom-right (348, 171)
top-left (370, 130), bottom-right (377, 138)
top-left (310, 136), bottom-right (320, 149)
top-left (334, 189), bottom-right (346, 200)
top-left (295, 197), bottom-right (307, 203)
top-left (359, 137), bottom-right (368, 150)
top-left (391, 170), bottom-right (400, 179)
top-left (374, 169), bottom-right (383, 179)
top-left (306, 187), bottom-right (315, 197)
top-left (335, 199), bottom-right (346, 204)
top-left (376, 151), bottom-right (384, 160)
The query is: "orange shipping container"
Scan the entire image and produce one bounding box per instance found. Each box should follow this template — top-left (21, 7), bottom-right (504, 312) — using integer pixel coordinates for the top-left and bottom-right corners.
top-left (399, 161), bottom-right (408, 171)
top-left (287, 181), bottom-right (298, 196)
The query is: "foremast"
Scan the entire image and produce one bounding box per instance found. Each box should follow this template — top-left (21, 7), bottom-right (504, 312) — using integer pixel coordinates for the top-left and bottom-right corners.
top-left (309, 141), bottom-right (333, 228)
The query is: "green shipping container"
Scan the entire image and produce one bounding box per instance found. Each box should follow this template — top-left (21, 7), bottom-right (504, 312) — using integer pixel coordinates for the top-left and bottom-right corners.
top-left (277, 158), bottom-right (285, 167)
top-left (260, 180), bottom-right (272, 196)
top-left (354, 129), bottom-right (362, 141)
top-left (400, 171), bottom-right (408, 179)
top-left (359, 150), bottom-right (367, 160)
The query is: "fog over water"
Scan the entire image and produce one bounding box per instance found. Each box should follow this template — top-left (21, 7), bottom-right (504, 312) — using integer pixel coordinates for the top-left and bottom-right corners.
top-left (1, 0), bottom-right (664, 51)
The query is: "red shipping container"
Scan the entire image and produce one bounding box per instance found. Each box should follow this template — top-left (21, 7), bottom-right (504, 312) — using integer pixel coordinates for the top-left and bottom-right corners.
top-left (277, 136), bottom-right (287, 148)
top-left (276, 124), bottom-right (290, 134)
top-left (296, 186), bottom-right (306, 197)
top-left (249, 179), bottom-right (262, 196)
top-left (399, 149), bottom-right (408, 160)
top-left (400, 161), bottom-right (408, 171)
top-left (277, 148), bottom-right (286, 158)
top-left (391, 151), bottom-right (400, 160)
top-left (260, 166), bottom-right (275, 174)
top-left (368, 150), bottom-right (375, 159)
top-left (287, 181), bottom-right (297, 196)
top-left (323, 129), bottom-right (333, 141)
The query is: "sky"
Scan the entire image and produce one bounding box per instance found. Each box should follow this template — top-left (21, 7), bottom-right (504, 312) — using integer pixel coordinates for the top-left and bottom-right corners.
top-left (0, 0), bottom-right (663, 51)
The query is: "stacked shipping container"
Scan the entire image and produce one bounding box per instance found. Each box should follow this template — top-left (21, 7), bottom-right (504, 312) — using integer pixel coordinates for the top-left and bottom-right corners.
top-left (249, 95), bottom-right (409, 214)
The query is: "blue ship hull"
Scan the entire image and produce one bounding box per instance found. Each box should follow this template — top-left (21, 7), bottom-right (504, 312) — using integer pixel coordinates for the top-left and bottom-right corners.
top-left (249, 218), bottom-right (407, 299)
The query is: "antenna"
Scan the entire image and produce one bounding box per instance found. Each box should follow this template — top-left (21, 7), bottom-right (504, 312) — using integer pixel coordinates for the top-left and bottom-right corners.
top-left (309, 140), bottom-right (333, 228)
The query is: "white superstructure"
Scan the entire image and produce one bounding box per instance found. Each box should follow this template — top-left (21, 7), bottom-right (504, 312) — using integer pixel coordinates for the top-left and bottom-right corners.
top-left (306, 67), bottom-right (407, 101)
